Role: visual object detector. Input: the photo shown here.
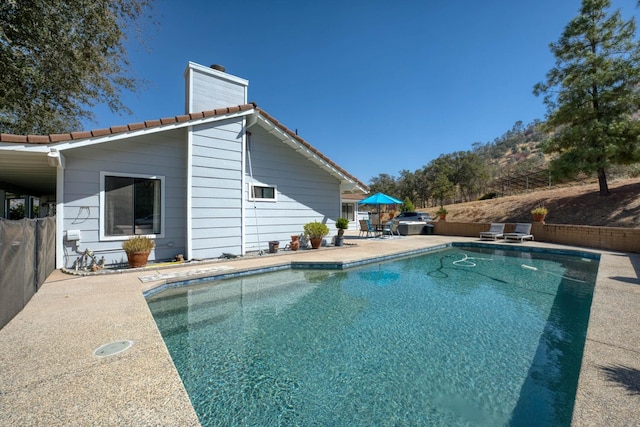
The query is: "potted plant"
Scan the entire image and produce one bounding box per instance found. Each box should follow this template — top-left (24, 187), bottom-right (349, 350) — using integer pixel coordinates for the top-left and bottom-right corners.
top-left (335, 217), bottom-right (349, 246)
top-left (436, 206), bottom-right (448, 220)
top-left (531, 206), bottom-right (548, 222)
top-left (303, 221), bottom-right (329, 249)
top-left (122, 235), bottom-right (155, 268)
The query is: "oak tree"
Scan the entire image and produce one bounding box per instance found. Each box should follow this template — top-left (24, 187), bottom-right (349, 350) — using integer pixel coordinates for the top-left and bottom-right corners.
top-left (0, 0), bottom-right (154, 134)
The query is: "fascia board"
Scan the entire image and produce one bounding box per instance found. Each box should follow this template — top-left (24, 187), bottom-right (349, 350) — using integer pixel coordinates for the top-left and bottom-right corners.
top-left (0, 109), bottom-right (254, 153)
top-left (255, 114), bottom-right (364, 190)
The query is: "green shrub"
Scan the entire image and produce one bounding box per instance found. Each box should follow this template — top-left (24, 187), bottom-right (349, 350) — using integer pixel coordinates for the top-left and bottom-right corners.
top-left (335, 217), bottom-right (349, 230)
top-left (401, 197), bottom-right (415, 212)
top-left (303, 221), bottom-right (330, 239)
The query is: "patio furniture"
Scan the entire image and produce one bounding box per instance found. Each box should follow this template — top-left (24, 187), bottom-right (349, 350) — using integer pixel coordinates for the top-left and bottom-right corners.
top-left (504, 223), bottom-right (534, 243)
top-left (479, 223), bottom-right (505, 240)
top-left (382, 220), bottom-right (400, 238)
top-left (359, 219), bottom-right (376, 238)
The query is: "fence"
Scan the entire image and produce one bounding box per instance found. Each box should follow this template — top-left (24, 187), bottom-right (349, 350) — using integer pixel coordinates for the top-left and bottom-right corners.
top-left (0, 216), bottom-right (56, 330)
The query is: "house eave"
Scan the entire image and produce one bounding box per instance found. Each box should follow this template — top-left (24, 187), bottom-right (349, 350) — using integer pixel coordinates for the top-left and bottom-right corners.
top-left (0, 108), bottom-right (255, 153)
top-left (252, 112), bottom-right (368, 194)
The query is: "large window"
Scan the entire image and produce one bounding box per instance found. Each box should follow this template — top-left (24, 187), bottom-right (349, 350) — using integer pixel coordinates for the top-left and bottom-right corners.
top-left (102, 173), bottom-right (163, 237)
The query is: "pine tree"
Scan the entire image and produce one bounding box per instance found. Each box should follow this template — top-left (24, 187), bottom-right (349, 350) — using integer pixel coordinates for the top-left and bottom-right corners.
top-left (534, 0), bottom-right (640, 195)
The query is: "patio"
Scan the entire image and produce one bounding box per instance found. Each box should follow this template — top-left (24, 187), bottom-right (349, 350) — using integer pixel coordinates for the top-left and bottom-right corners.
top-left (0, 232), bottom-right (638, 426)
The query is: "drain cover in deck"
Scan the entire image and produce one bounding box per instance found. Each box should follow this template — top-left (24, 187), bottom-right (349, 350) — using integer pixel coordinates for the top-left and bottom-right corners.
top-left (94, 340), bottom-right (134, 357)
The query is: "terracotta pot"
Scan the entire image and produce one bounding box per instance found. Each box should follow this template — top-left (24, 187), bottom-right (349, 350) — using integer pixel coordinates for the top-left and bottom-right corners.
top-left (532, 214), bottom-right (546, 222)
top-left (290, 235), bottom-right (300, 251)
top-left (126, 251), bottom-right (150, 268)
top-left (439, 214), bottom-right (447, 220)
top-left (310, 237), bottom-right (323, 249)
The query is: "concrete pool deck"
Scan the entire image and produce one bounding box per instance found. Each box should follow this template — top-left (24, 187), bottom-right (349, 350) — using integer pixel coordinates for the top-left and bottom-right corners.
top-left (0, 233), bottom-right (638, 426)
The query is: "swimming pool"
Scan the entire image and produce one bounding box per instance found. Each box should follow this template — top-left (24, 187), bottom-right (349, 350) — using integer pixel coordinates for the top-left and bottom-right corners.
top-left (147, 246), bottom-right (598, 426)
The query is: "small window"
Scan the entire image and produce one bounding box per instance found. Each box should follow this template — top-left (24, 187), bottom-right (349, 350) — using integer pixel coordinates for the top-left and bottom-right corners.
top-left (341, 203), bottom-right (355, 221)
top-left (102, 173), bottom-right (163, 237)
top-left (250, 185), bottom-right (276, 200)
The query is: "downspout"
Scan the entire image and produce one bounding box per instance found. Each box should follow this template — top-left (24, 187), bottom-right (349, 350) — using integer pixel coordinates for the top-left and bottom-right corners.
top-left (186, 126), bottom-right (193, 260)
top-left (241, 121), bottom-right (246, 256)
top-left (55, 166), bottom-right (64, 268)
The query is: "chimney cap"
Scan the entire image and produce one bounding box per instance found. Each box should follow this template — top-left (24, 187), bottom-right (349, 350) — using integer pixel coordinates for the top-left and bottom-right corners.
top-left (210, 64), bottom-right (226, 72)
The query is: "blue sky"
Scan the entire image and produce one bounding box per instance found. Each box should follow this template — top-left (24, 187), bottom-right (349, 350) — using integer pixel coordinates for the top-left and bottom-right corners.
top-left (86, 0), bottom-right (639, 184)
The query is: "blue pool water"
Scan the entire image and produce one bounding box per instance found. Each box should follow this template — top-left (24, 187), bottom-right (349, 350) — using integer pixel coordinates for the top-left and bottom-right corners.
top-left (146, 246), bottom-right (598, 426)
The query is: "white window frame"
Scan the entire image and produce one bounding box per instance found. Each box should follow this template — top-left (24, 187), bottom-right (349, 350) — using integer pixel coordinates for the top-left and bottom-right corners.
top-left (99, 171), bottom-right (166, 241)
top-left (248, 183), bottom-right (277, 202)
top-left (341, 202), bottom-right (355, 221)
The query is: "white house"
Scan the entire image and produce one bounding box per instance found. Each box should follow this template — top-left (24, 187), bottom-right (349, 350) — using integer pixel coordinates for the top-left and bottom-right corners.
top-left (0, 62), bottom-right (368, 268)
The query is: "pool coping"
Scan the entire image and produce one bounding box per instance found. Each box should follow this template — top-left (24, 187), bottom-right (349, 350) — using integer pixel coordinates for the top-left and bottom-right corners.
top-left (0, 233), bottom-right (638, 426)
top-left (143, 242), bottom-right (600, 298)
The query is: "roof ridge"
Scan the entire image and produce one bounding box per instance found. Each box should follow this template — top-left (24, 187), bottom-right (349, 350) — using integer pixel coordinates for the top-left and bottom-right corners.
top-left (0, 103), bottom-right (258, 144)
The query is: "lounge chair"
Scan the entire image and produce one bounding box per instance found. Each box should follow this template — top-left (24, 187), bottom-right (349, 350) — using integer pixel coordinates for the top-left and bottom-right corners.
top-left (382, 220), bottom-right (400, 238)
top-left (479, 223), bottom-right (505, 240)
top-left (504, 223), bottom-right (534, 243)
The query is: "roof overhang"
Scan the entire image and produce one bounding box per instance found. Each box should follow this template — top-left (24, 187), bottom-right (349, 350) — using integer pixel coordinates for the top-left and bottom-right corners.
top-left (0, 107), bottom-right (255, 195)
top-left (250, 111), bottom-right (368, 194)
top-left (0, 103), bottom-right (369, 197)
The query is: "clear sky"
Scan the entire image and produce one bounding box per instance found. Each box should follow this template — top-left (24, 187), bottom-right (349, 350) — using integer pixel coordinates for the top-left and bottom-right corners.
top-left (85, 0), bottom-right (639, 185)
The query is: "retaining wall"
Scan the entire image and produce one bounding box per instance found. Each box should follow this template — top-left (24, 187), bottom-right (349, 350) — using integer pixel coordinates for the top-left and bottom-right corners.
top-left (433, 220), bottom-right (640, 253)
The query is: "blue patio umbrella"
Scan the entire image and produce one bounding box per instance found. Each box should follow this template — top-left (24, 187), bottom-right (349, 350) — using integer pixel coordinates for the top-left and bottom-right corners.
top-left (358, 192), bottom-right (403, 226)
top-left (358, 192), bottom-right (403, 206)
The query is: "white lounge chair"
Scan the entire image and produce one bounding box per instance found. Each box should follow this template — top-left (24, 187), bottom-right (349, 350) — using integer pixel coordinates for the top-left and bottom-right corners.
top-left (479, 223), bottom-right (505, 240)
top-left (504, 223), bottom-right (534, 243)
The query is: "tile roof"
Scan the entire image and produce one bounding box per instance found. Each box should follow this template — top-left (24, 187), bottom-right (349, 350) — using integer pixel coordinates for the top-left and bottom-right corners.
top-left (0, 103), bottom-right (257, 144)
top-left (0, 103), bottom-right (369, 192)
top-left (341, 193), bottom-right (367, 200)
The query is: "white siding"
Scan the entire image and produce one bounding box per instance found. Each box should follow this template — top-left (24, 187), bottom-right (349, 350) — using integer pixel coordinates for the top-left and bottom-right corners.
top-left (61, 129), bottom-right (187, 267)
top-left (59, 112), bottom-right (346, 264)
top-left (190, 119), bottom-right (244, 259)
top-left (244, 125), bottom-right (341, 252)
top-left (186, 63), bottom-right (248, 113)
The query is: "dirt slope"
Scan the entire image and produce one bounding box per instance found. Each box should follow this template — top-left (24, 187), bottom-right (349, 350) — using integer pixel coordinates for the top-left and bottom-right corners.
top-left (421, 178), bottom-right (640, 228)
